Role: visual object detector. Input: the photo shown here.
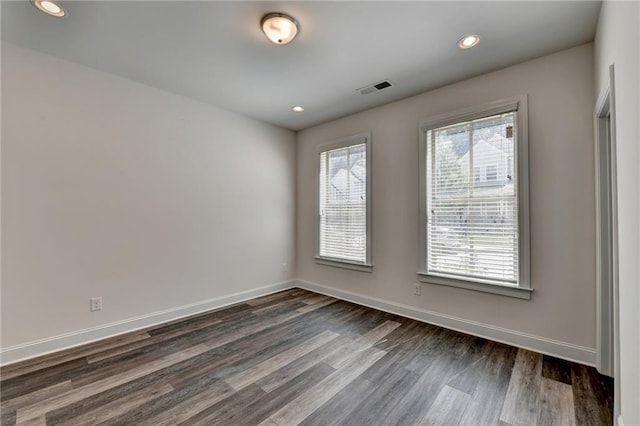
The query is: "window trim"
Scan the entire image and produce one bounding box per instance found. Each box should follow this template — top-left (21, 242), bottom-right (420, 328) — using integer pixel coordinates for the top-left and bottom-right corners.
top-left (418, 96), bottom-right (531, 299)
top-left (315, 132), bottom-right (373, 272)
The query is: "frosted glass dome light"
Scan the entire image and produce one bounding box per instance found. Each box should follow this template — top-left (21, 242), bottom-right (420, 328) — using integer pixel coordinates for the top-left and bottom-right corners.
top-left (261, 13), bottom-right (299, 45)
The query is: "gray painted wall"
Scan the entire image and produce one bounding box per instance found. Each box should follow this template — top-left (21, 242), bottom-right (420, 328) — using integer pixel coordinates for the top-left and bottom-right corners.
top-left (1, 43), bottom-right (297, 348)
top-left (297, 44), bottom-right (596, 352)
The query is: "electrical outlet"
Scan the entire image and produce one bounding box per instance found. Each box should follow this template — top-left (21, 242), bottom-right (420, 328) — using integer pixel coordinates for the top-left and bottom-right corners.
top-left (90, 297), bottom-right (102, 312)
top-left (413, 283), bottom-right (422, 296)
top-left (281, 262), bottom-right (288, 272)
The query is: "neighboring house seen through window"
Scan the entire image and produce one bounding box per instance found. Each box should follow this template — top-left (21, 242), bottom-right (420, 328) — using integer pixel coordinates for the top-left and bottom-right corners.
top-left (418, 97), bottom-right (531, 299)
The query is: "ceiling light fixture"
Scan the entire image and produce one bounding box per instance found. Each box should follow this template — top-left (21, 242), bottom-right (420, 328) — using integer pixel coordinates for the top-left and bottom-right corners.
top-left (458, 35), bottom-right (480, 49)
top-left (32, 0), bottom-right (66, 17)
top-left (261, 13), bottom-right (299, 45)
top-left (292, 106), bottom-right (304, 112)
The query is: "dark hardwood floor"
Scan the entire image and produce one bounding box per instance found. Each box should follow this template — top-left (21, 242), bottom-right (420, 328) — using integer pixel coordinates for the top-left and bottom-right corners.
top-left (0, 288), bottom-right (613, 425)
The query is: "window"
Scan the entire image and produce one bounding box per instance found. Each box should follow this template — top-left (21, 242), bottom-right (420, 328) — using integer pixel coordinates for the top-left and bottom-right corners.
top-left (486, 164), bottom-right (498, 181)
top-left (316, 133), bottom-right (372, 272)
top-left (418, 97), bottom-right (531, 299)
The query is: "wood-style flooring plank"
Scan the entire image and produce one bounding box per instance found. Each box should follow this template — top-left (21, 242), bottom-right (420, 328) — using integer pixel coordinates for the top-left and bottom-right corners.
top-left (221, 363), bottom-right (335, 426)
top-left (337, 307), bottom-right (401, 338)
top-left (63, 310), bottom-right (268, 389)
top-left (299, 294), bottom-right (332, 305)
top-left (361, 333), bottom-right (429, 385)
top-left (15, 416), bottom-right (45, 426)
top-left (251, 299), bottom-right (307, 316)
top-left (419, 385), bottom-right (471, 425)
top-left (402, 327), bottom-right (459, 373)
top-left (1, 411), bottom-right (16, 426)
top-left (146, 302), bottom-right (255, 335)
top-left (446, 337), bottom-right (495, 395)
top-left (537, 377), bottom-right (576, 426)
top-left (1, 359), bottom-right (89, 402)
top-left (225, 330), bottom-right (339, 391)
top-left (372, 321), bottom-right (435, 352)
top-left (0, 331), bottom-right (151, 381)
top-left (298, 377), bottom-right (378, 426)
top-left (203, 310), bottom-right (304, 351)
top-left (67, 328), bottom-right (222, 388)
top-left (86, 319), bottom-right (223, 364)
top-left (137, 380), bottom-right (235, 426)
top-left (298, 304), bottom-right (367, 338)
top-left (199, 324), bottom-right (329, 382)
top-left (180, 384), bottom-right (266, 426)
top-left (254, 334), bottom-right (352, 393)
top-left (163, 322), bottom-right (325, 390)
top-left (44, 371), bottom-right (170, 425)
top-left (296, 297), bottom-right (338, 313)
top-left (15, 344), bottom-right (208, 423)
top-left (263, 347), bottom-right (386, 426)
top-left (83, 305), bottom-right (269, 366)
top-left (323, 320), bottom-right (401, 369)
top-left (541, 355), bottom-right (573, 385)
top-left (97, 375), bottom-right (225, 426)
top-left (458, 343), bottom-right (518, 426)
top-left (382, 352), bottom-right (464, 425)
top-left (50, 381), bottom-right (174, 426)
top-left (571, 363), bottom-right (614, 426)
top-left (1, 381), bottom-right (72, 413)
top-left (341, 366), bottom-right (418, 425)
top-left (245, 290), bottom-right (298, 307)
top-left (499, 348), bottom-right (543, 426)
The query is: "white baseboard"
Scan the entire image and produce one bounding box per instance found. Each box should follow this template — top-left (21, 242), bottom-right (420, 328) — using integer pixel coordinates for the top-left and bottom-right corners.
top-left (0, 280), bottom-right (296, 366)
top-left (295, 279), bottom-right (596, 366)
top-left (1, 278), bottom-right (597, 367)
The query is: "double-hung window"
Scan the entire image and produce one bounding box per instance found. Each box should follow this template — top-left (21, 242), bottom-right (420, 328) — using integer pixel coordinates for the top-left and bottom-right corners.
top-left (418, 97), bottom-right (531, 298)
top-left (316, 133), bottom-right (372, 272)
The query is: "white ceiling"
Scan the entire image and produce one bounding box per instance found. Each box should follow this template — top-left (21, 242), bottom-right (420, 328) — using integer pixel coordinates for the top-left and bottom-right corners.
top-left (2, 1), bottom-right (601, 131)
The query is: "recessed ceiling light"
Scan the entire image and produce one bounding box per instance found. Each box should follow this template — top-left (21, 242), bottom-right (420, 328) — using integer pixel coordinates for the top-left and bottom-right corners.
top-left (32, 0), bottom-right (66, 17)
top-left (261, 13), bottom-right (299, 45)
top-left (458, 35), bottom-right (480, 49)
top-left (292, 106), bottom-right (304, 112)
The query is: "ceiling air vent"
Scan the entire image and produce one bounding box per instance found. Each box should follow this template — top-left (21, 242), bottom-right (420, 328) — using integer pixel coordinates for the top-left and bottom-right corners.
top-left (357, 79), bottom-right (393, 95)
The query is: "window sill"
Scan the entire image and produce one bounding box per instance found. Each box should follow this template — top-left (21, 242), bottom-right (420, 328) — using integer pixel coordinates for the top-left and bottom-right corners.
top-left (315, 256), bottom-right (373, 273)
top-left (417, 272), bottom-right (532, 300)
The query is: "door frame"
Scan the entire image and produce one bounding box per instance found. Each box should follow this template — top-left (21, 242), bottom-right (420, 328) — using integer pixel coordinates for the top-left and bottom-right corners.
top-left (594, 65), bottom-right (619, 405)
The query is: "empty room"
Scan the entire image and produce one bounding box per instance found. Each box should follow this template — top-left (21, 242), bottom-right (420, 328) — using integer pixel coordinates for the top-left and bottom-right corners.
top-left (1, 1), bottom-right (639, 425)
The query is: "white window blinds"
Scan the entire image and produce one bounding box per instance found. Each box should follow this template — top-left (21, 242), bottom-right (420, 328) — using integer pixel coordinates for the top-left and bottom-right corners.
top-left (426, 112), bottom-right (519, 285)
top-left (319, 142), bottom-right (368, 264)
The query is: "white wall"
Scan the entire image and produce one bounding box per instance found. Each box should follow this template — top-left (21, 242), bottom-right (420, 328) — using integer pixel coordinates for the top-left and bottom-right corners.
top-left (297, 44), bottom-right (597, 361)
top-left (595, 2), bottom-right (640, 425)
top-left (1, 43), bottom-right (296, 354)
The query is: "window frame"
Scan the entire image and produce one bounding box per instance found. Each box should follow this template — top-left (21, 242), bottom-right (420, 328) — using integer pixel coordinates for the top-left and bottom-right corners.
top-left (418, 96), bottom-right (531, 299)
top-left (315, 132), bottom-right (373, 272)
